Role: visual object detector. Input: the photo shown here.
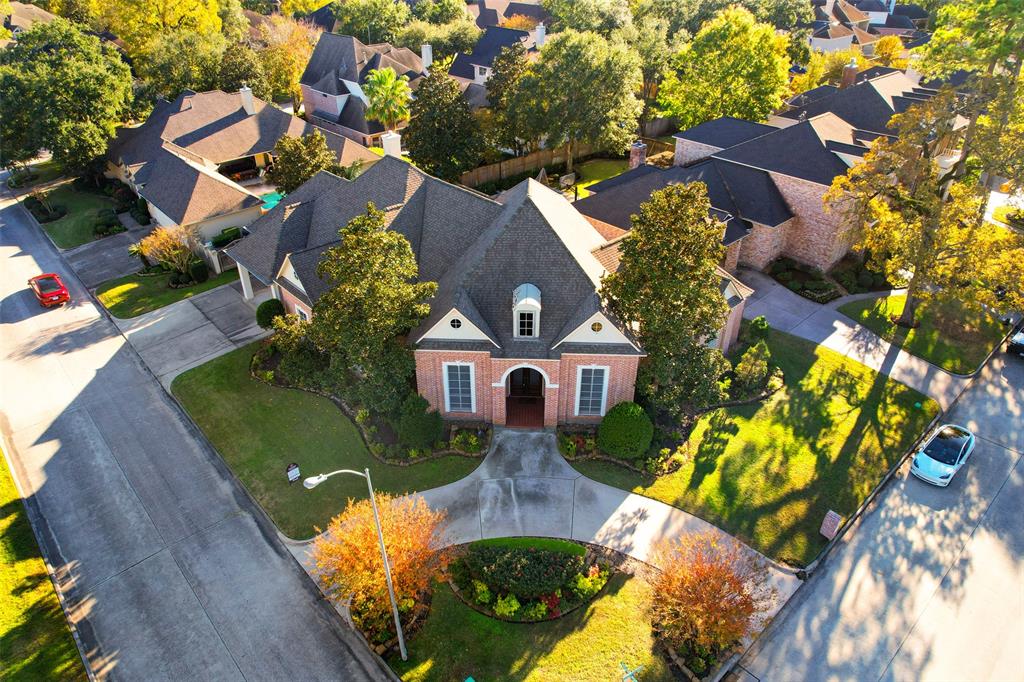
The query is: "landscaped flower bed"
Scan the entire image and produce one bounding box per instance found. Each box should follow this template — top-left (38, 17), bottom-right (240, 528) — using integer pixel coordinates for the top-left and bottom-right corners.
top-left (448, 538), bottom-right (611, 622)
top-left (768, 256), bottom-right (841, 303)
top-left (828, 253), bottom-right (902, 294)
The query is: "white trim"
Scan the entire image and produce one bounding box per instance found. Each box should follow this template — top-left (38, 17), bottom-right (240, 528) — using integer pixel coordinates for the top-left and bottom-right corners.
top-left (574, 365), bottom-right (609, 417)
top-left (442, 361), bottom-right (476, 414)
top-left (492, 363), bottom-right (555, 388)
top-left (415, 306), bottom-right (500, 347)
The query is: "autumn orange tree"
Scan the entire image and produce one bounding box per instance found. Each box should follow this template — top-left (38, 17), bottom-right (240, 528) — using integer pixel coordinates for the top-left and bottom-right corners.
top-left (139, 225), bottom-right (197, 274)
top-left (311, 494), bottom-right (450, 643)
top-left (651, 532), bottom-right (775, 658)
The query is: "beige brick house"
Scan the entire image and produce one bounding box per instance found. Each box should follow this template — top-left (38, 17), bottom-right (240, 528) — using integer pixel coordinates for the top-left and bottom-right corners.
top-left (227, 154), bottom-right (750, 429)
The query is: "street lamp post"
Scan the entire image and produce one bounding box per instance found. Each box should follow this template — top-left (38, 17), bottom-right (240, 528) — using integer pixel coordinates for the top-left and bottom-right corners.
top-left (303, 467), bottom-right (408, 661)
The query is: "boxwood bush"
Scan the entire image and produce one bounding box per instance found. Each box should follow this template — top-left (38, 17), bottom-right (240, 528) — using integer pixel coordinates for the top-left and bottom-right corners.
top-left (396, 392), bottom-right (442, 449)
top-left (597, 401), bottom-right (654, 460)
top-left (256, 298), bottom-right (285, 328)
top-left (465, 545), bottom-right (584, 599)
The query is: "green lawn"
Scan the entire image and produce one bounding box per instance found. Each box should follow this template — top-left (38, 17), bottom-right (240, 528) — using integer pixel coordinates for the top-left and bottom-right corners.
top-left (1, 452), bottom-right (86, 681)
top-left (35, 184), bottom-right (118, 249)
top-left (390, 573), bottom-right (672, 682)
top-left (9, 159), bottom-right (65, 189)
top-left (838, 294), bottom-right (1005, 375)
top-left (171, 346), bottom-right (480, 539)
top-left (574, 329), bottom-right (938, 566)
top-left (97, 269), bottom-right (240, 319)
top-left (572, 158), bottom-right (629, 199)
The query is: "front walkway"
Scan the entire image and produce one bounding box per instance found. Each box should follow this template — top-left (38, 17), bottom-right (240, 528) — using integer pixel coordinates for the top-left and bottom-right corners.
top-left (287, 429), bottom-right (802, 621)
top-left (112, 281), bottom-right (269, 387)
top-left (739, 268), bottom-right (970, 410)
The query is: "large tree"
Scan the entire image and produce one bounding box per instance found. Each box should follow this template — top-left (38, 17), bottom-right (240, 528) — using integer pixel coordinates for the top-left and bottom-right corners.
top-left (217, 0), bottom-right (249, 43)
top-left (137, 30), bottom-right (226, 97)
top-left (825, 91), bottom-right (1024, 326)
top-left (219, 43), bottom-right (273, 101)
top-left (411, 0), bottom-right (467, 24)
top-left (363, 67), bottom-right (412, 133)
top-left (482, 43), bottom-right (534, 155)
top-left (613, 16), bottom-right (682, 131)
top-left (657, 7), bottom-right (790, 129)
top-left (636, 0), bottom-right (811, 39)
top-left (0, 19), bottom-right (133, 172)
top-left (511, 30), bottom-right (642, 172)
top-left (392, 18), bottom-right (481, 58)
top-left (310, 203), bottom-right (437, 415)
top-left (256, 14), bottom-right (319, 103)
top-left (541, 0), bottom-right (631, 35)
top-left (405, 63), bottom-right (484, 181)
top-left (312, 494), bottom-right (450, 643)
top-left (602, 183), bottom-right (730, 417)
top-left (267, 131), bottom-right (338, 192)
top-left (98, 0), bottom-right (222, 55)
top-left (332, 0), bottom-right (410, 43)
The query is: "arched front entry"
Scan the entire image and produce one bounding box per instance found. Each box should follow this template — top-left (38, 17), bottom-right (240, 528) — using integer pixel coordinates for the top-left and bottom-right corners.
top-left (505, 367), bottom-right (545, 428)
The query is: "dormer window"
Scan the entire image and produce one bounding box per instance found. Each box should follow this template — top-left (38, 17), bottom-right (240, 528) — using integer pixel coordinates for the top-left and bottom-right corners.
top-left (513, 283), bottom-right (541, 338)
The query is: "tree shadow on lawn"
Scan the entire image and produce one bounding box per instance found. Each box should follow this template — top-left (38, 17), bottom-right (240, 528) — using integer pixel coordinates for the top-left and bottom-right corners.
top-left (688, 410), bottom-right (738, 491)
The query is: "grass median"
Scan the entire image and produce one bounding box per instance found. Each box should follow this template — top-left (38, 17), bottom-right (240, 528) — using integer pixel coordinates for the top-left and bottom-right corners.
top-left (97, 269), bottom-right (240, 319)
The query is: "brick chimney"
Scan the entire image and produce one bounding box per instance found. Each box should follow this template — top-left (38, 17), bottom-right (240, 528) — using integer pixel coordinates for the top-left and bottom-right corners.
top-left (421, 44), bottom-right (432, 71)
top-left (239, 85), bottom-right (255, 115)
top-left (628, 140), bottom-right (647, 169)
top-left (381, 131), bottom-right (402, 158)
top-left (840, 59), bottom-right (859, 89)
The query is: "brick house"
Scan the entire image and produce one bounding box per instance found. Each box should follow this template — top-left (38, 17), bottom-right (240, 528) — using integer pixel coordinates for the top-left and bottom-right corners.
top-left (577, 68), bottom-right (963, 274)
top-left (227, 154), bottom-right (749, 428)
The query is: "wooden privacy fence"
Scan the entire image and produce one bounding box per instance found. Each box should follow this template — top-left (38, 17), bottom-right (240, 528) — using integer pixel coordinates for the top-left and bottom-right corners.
top-left (459, 143), bottom-right (600, 188)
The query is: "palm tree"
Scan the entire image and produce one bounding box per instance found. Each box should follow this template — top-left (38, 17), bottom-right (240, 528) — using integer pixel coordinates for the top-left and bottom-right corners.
top-left (363, 67), bottom-right (412, 132)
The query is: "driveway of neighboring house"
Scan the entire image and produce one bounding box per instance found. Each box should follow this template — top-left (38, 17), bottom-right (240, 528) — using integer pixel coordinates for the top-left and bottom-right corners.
top-left (112, 281), bottom-right (268, 388)
top-left (287, 428), bottom-right (803, 622)
top-left (62, 216), bottom-right (153, 288)
top-left (739, 268), bottom-right (971, 410)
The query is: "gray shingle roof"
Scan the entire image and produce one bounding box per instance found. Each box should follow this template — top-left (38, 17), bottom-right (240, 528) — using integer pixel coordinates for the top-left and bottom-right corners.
top-left (674, 117), bottom-right (777, 150)
top-left (449, 27), bottom-right (533, 80)
top-left (781, 70), bottom-right (930, 134)
top-left (300, 33), bottom-right (423, 90)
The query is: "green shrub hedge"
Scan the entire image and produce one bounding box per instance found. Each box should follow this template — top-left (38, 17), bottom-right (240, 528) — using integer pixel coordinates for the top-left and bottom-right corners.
top-left (597, 401), bottom-right (654, 460)
top-left (396, 392), bottom-right (442, 449)
top-left (256, 298), bottom-right (285, 328)
top-left (464, 545), bottom-right (584, 599)
top-left (189, 260), bottom-right (210, 284)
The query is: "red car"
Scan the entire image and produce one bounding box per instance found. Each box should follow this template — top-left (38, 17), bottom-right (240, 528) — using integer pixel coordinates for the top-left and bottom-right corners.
top-left (28, 273), bottom-right (70, 307)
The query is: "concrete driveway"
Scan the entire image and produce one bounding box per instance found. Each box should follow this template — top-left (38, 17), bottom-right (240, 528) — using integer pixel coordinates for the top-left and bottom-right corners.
top-left (0, 190), bottom-right (391, 680)
top-left (736, 354), bottom-right (1024, 681)
top-left (112, 282), bottom-right (268, 387)
top-left (739, 269), bottom-right (971, 409)
top-left (62, 216), bottom-right (153, 288)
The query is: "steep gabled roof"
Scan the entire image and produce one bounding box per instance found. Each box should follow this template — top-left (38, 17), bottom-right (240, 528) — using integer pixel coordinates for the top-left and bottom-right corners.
top-left (781, 70), bottom-right (929, 134)
top-left (449, 26), bottom-right (534, 79)
top-left (300, 33), bottom-right (423, 92)
top-left (673, 117), bottom-right (777, 150)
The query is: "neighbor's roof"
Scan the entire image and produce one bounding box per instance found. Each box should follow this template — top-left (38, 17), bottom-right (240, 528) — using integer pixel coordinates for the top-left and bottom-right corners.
top-left (300, 33), bottom-right (423, 94)
top-left (674, 117), bottom-right (777, 151)
top-left (467, 0), bottom-right (548, 28)
top-left (4, 1), bottom-right (57, 32)
top-left (449, 26), bottom-right (534, 80)
top-left (893, 3), bottom-right (928, 20)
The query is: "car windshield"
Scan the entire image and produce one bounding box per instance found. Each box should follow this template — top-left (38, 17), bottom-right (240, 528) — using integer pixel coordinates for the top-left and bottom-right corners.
top-left (36, 277), bottom-right (62, 293)
top-left (923, 426), bottom-right (968, 465)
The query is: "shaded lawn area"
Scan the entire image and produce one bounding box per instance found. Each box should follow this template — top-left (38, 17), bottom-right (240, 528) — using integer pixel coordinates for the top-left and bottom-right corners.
top-left (97, 269), bottom-right (240, 319)
top-left (390, 573), bottom-right (672, 682)
top-left (171, 345), bottom-right (479, 539)
top-left (572, 158), bottom-right (629, 199)
top-left (36, 183), bottom-right (117, 250)
top-left (838, 294), bottom-right (1005, 375)
top-left (9, 159), bottom-right (65, 189)
top-left (1, 452), bottom-right (86, 681)
top-left (575, 329), bottom-right (938, 567)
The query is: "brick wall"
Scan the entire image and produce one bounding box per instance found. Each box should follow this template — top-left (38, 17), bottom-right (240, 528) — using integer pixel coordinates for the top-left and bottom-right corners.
top-left (278, 287), bottom-right (311, 319)
top-left (770, 172), bottom-right (853, 271)
top-left (414, 350), bottom-right (494, 422)
top-left (737, 221), bottom-right (789, 270)
top-left (722, 241), bottom-right (741, 273)
top-left (556, 354), bottom-right (639, 425)
top-left (719, 299), bottom-right (745, 354)
top-left (674, 138), bottom-right (722, 166)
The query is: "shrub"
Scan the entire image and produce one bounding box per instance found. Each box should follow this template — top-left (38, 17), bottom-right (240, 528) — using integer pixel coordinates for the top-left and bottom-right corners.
top-left (189, 259), bottom-right (209, 284)
top-left (775, 270), bottom-right (793, 282)
top-left (518, 601), bottom-right (548, 621)
top-left (872, 272), bottom-right (887, 288)
top-left (569, 564), bottom-right (609, 600)
top-left (211, 227), bottom-right (242, 249)
top-left (256, 298), bottom-right (286, 328)
top-left (597, 402), bottom-right (654, 460)
top-left (557, 432), bottom-right (577, 457)
top-left (857, 269), bottom-right (874, 289)
top-left (493, 593), bottom-right (521, 618)
top-left (786, 280), bottom-right (802, 292)
top-left (465, 545), bottom-right (584, 599)
top-left (451, 430), bottom-right (481, 453)
top-left (397, 392), bottom-right (443, 449)
top-left (472, 579), bottom-right (492, 605)
top-left (355, 408), bottom-right (371, 425)
top-left (734, 340), bottom-right (771, 393)
top-left (748, 316), bottom-right (770, 341)
top-left (169, 271), bottom-right (188, 286)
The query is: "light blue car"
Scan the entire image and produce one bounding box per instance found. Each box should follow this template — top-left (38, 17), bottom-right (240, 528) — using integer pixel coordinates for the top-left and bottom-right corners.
top-left (910, 424), bottom-right (977, 487)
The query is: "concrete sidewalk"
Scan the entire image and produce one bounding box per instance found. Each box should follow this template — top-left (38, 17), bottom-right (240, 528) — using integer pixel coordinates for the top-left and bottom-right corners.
top-left (288, 429), bottom-right (802, 623)
top-left (112, 281), bottom-right (268, 387)
top-left (739, 268), bottom-right (970, 410)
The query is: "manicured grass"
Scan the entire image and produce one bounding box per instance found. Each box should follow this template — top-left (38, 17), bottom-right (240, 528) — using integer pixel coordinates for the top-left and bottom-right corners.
top-left (572, 158), bottom-right (629, 199)
top-left (838, 294), bottom-right (1005, 375)
top-left (171, 346), bottom-right (479, 539)
top-left (35, 183), bottom-right (118, 249)
top-left (8, 159), bottom-right (65, 189)
top-left (97, 269), bottom-right (241, 319)
top-left (575, 329), bottom-right (938, 566)
top-left (472, 536), bottom-right (586, 557)
top-left (390, 573), bottom-right (672, 681)
top-left (1, 452), bottom-right (86, 681)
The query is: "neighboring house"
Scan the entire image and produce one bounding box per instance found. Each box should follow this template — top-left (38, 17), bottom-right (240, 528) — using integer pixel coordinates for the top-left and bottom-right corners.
top-left (809, 0), bottom-right (929, 53)
top-left (467, 0), bottom-right (549, 29)
top-left (576, 68), bottom-right (963, 274)
top-left (299, 32), bottom-right (427, 146)
top-left (1, 1), bottom-right (56, 47)
top-left (107, 87), bottom-right (376, 272)
top-left (227, 153), bottom-right (749, 428)
top-left (448, 25), bottom-right (542, 108)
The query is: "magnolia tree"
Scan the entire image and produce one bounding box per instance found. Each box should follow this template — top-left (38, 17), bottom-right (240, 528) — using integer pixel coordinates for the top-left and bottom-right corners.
top-left (651, 532), bottom-right (776, 657)
top-left (139, 225), bottom-right (198, 274)
top-left (311, 494), bottom-right (450, 643)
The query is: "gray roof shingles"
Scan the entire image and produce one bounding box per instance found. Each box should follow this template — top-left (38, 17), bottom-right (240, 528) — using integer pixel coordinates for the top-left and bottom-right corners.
top-left (674, 117), bottom-right (777, 150)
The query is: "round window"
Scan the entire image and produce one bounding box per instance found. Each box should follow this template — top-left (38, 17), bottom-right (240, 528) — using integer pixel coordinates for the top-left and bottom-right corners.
top-left (450, 318), bottom-right (462, 329)
top-left (591, 321), bottom-right (603, 332)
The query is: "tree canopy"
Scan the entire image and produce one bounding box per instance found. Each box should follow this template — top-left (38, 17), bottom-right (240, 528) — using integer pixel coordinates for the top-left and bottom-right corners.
top-left (136, 29), bottom-right (226, 97)
top-left (392, 18), bottom-right (481, 58)
top-left (256, 14), bottom-right (320, 103)
top-left (541, 0), bottom-right (632, 35)
top-left (98, 0), bottom-right (222, 55)
top-left (411, 0), bottom-right (467, 24)
top-left (332, 0), bottom-right (410, 43)
top-left (657, 7), bottom-right (790, 129)
top-left (267, 131), bottom-right (339, 193)
top-left (0, 19), bottom-right (133, 171)
top-left (363, 67), bottom-right (412, 132)
top-left (602, 183), bottom-right (730, 416)
top-left (405, 64), bottom-right (484, 181)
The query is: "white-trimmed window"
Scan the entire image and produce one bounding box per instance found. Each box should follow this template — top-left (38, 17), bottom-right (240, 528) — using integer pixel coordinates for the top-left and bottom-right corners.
top-left (575, 365), bottom-right (609, 416)
top-left (443, 362), bottom-right (475, 413)
top-left (297, 308), bottom-right (309, 322)
top-left (513, 283), bottom-right (541, 338)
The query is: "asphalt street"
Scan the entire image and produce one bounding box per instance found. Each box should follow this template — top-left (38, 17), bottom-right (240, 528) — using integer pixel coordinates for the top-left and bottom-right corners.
top-left (737, 353), bottom-right (1024, 681)
top-left (0, 190), bottom-right (391, 679)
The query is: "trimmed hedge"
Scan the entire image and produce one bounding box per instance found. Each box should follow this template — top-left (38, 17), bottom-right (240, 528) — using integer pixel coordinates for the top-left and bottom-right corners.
top-left (597, 401), bottom-right (654, 460)
top-left (464, 544), bottom-right (584, 600)
top-left (189, 259), bottom-right (210, 284)
top-left (396, 392), bottom-right (442, 449)
top-left (256, 298), bottom-right (286, 328)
